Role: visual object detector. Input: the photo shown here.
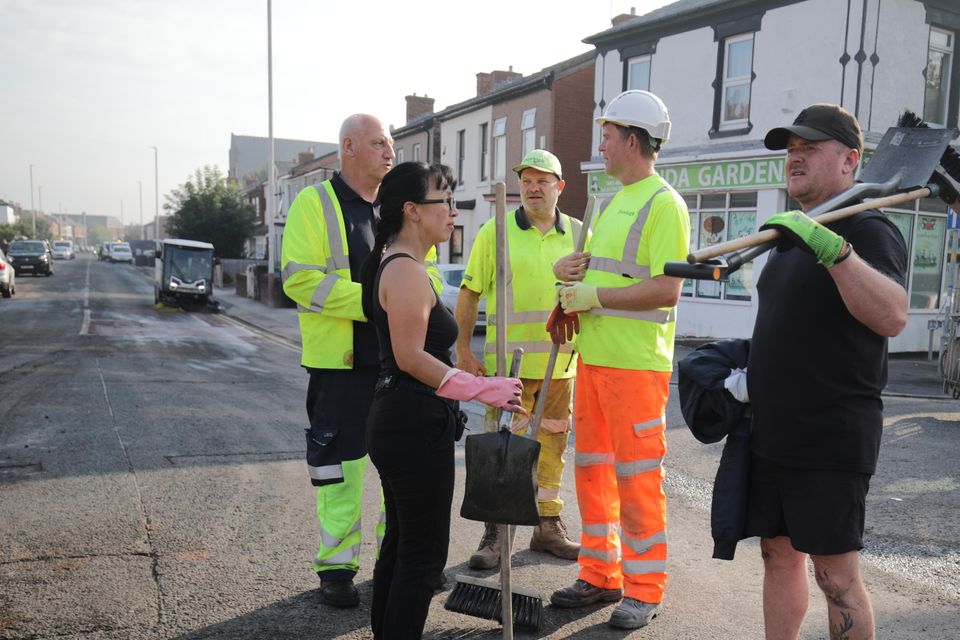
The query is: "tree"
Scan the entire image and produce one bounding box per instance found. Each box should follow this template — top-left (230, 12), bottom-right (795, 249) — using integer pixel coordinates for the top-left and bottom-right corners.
top-left (165, 165), bottom-right (256, 258)
top-left (87, 224), bottom-right (111, 246)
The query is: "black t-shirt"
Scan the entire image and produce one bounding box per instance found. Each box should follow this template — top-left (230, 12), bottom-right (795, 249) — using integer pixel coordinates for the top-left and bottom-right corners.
top-left (747, 209), bottom-right (907, 474)
top-left (372, 253), bottom-right (457, 380)
top-left (329, 173), bottom-right (380, 368)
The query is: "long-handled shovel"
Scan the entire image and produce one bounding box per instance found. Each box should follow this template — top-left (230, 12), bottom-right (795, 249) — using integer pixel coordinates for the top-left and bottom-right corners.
top-left (666, 114), bottom-right (960, 281)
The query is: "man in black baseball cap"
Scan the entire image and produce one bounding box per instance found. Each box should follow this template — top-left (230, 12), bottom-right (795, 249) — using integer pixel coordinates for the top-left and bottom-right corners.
top-left (764, 103), bottom-right (864, 155)
top-left (745, 103), bottom-right (908, 639)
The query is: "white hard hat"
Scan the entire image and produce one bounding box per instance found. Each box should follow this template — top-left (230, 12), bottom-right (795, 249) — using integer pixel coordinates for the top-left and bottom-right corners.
top-left (596, 90), bottom-right (672, 144)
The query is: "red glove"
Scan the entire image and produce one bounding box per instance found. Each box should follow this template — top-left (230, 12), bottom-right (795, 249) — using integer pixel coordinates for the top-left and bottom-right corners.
top-left (546, 303), bottom-right (580, 345)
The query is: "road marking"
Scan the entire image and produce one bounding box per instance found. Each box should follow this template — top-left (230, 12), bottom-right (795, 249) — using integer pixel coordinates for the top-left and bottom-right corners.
top-left (80, 259), bottom-right (91, 335)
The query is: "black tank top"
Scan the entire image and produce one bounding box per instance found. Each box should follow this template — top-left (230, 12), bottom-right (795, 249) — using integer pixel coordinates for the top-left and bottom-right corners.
top-left (372, 253), bottom-right (458, 380)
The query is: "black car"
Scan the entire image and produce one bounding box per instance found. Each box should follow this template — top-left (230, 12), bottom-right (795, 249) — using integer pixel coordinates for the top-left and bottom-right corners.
top-left (7, 240), bottom-right (54, 276)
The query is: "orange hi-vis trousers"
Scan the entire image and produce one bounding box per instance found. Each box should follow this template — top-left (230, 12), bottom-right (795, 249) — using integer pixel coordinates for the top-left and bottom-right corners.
top-left (573, 359), bottom-right (670, 604)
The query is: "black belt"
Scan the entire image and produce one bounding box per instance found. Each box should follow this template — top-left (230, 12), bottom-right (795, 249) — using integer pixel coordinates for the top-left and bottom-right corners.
top-left (375, 374), bottom-right (438, 396)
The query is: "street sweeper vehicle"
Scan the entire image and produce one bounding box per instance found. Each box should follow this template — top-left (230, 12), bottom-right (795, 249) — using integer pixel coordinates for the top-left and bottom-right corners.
top-left (154, 238), bottom-right (216, 310)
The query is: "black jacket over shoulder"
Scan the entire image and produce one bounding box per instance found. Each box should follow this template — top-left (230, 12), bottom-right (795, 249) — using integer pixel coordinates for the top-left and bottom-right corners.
top-left (678, 339), bottom-right (751, 560)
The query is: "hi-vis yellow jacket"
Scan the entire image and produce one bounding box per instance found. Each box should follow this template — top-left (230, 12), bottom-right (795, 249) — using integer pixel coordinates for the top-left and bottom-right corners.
top-left (462, 208), bottom-right (585, 379)
top-left (281, 180), bottom-right (440, 369)
top-left (577, 174), bottom-right (690, 372)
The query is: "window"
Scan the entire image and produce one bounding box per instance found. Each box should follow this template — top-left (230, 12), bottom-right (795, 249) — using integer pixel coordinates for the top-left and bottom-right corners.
top-left (924, 27), bottom-right (954, 126)
top-left (681, 191), bottom-right (757, 301)
top-left (720, 33), bottom-right (754, 129)
top-left (413, 143), bottom-right (422, 162)
top-left (521, 109), bottom-right (536, 156)
top-left (885, 197), bottom-right (949, 309)
top-left (450, 225), bottom-right (464, 260)
top-left (627, 55), bottom-right (651, 91)
top-left (456, 130), bottom-right (465, 185)
top-left (396, 148), bottom-right (404, 164)
top-left (479, 122), bottom-right (489, 181)
top-left (493, 117), bottom-right (507, 180)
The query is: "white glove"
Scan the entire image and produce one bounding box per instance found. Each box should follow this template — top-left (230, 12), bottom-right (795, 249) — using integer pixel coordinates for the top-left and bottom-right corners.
top-left (724, 368), bottom-right (749, 403)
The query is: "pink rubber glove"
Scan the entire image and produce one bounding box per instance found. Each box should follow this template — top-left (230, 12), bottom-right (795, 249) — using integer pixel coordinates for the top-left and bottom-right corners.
top-left (436, 370), bottom-right (525, 412)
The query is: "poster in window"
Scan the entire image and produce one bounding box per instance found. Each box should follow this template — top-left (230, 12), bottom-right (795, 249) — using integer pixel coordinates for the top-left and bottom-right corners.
top-left (696, 214), bottom-right (725, 299)
top-left (725, 211), bottom-right (756, 300)
top-left (910, 215), bottom-right (945, 309)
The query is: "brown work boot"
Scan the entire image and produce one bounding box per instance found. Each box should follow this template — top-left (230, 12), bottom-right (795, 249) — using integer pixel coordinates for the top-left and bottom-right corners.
top-left (468, 523), bottom-right (501, 570)
top-left (530, 516), bottom-right (580, 560)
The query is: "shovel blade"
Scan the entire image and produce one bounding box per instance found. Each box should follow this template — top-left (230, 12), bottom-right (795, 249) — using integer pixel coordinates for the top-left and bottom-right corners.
top-left (461, 430), bottom-right (541, 526)
top-left (860, 126), bottom-right (958, 190)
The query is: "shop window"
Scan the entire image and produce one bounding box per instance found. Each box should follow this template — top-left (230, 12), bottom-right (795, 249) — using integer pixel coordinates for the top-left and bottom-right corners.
top-left (628, 55), bottom-right (651, 91)
top-left (886, 197), bottom-right (949, 310)
top-left (493, 117), bottom-right (507, 180)
top-left (479, 122), bottom-right (489, 181)
top-left (924, 27), bottom-right (954, 127)
top-left (682, 192), bottom-right (757, 301)
top-left (521, 109), bottom-right (537, 156)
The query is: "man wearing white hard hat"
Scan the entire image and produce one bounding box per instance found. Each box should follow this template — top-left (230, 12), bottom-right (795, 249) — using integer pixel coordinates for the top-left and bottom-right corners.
top-left (550, 90), bottom-right (690, 630)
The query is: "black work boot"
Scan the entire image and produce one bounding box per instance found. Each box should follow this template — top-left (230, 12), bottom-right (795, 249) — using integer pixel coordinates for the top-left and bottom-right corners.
top-left (320, 579), bottom-right (360, 608)
top-left (550, 579), bottom-right (623, 608)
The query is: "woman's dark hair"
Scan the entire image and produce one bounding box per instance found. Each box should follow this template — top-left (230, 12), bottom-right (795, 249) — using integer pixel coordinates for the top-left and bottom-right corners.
top-left (360, 162), bottom-right (455, 319)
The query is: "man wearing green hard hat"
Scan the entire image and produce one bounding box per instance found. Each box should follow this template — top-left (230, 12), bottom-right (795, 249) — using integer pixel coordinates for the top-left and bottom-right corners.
top-left (455, 149), bottom-right (587, 569)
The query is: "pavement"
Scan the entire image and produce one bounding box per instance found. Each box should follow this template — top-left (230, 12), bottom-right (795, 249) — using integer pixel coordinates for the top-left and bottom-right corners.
top-left (211, 284), bottom-right (951, 400)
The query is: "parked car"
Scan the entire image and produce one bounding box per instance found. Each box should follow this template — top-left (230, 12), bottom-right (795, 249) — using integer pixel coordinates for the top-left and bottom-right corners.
top-left (6, 240), bottom-right (53, 276)
top-left (109, 242), bottom-right (134, 264)
top-left (0, 249), bottom-right (16, 297)
top-left (436, 263), bottom-right (486, 330)
top-left (52, 240), bottom-right (76, 260)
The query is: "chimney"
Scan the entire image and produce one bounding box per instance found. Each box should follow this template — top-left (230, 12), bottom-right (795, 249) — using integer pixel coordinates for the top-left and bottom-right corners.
top-left (611, 6), bottom-right (637, 26)
top-left (297, 149), bottom-right (314, 165)
top-left (405, 94), bottom-right (435, 123)
top-left (476, 66), bottom-right (523, 96)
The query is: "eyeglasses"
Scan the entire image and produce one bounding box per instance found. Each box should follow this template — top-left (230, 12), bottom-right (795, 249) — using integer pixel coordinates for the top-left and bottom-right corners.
top-left (416, 196), bottom-right (456, 210)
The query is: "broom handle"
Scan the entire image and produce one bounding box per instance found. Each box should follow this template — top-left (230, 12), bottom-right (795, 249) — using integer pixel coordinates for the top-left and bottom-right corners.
top-left (529, 196), bottom-right (597, 440)
top-left (687, 186), bottom-right (932, 263)
top-left (499, 347), bottom-right (523, 640)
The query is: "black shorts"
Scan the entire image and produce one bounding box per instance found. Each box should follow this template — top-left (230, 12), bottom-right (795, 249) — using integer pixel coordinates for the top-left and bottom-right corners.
top-left (744, 456), bottom-right (871, 555)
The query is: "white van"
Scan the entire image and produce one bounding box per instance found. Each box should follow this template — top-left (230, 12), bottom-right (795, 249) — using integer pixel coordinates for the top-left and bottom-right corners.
top-left (52, 240), bottom-right (75, 260)
top-left (109, 242), bottom-right (134, 264)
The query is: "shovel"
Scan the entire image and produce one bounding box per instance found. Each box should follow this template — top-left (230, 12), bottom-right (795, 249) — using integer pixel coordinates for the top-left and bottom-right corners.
top-left (665, 121), bottom-right (960, 281)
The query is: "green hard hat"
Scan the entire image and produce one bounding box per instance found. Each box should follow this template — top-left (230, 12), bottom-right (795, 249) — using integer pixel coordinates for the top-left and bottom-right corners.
top-left (512, 149), bottom-right (562, 179)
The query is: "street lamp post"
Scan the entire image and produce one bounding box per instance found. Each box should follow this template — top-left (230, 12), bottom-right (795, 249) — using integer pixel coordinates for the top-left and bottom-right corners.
top-left (29, 164), bottom-right (36, 237)
top-left (150, 146), bottom-right (159, 242)
top-left (139, 181), bottom-right (144, 240)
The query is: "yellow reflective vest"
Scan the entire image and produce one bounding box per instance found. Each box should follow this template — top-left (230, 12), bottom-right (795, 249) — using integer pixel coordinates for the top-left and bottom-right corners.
top-left (577, 174), bottom-right (690, 372)
top-left (462, 208), bottom-right (585, 379)
top-left (281, 180), bottom-right (440, 369)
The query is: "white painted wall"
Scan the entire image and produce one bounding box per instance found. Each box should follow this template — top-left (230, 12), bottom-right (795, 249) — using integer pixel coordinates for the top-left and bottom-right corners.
top-left (440, 105), bottom-right (493, 264)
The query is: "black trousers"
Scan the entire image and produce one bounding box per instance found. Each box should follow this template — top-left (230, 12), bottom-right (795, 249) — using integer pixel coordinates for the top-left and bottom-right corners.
top-left (367, 386), bottom-right (457, 640)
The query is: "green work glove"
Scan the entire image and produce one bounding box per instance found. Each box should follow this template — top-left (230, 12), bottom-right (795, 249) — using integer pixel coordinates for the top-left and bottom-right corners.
top-left (558, 282), bottom-right (602, 314)
top-left (759, 210), bottom-right (845, 267)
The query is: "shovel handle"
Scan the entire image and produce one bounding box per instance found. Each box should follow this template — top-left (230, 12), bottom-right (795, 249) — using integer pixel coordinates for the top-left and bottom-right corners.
top-left (687, 186), bottom-right (933, 264)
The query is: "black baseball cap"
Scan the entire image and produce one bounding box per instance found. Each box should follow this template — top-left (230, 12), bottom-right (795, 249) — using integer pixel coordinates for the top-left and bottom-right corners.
top-left (764, 103), bottom-right (863, 154)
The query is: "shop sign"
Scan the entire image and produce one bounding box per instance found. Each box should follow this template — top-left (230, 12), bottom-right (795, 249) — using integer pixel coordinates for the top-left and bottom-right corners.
top-left (588, 156), bottom-right (786, 194)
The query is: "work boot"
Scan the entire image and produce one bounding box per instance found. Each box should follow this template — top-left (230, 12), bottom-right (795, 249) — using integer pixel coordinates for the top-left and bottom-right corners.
top-left (608, 598), bottom-right (662, 629)
top-left (468, 522), bottom-right (501, 570)
top-left (319, 579), bottom-right (360, 608)
top-left (550, 579), bottom-right (623, 608)
top-left (529, 515), bottom-right (580, 560)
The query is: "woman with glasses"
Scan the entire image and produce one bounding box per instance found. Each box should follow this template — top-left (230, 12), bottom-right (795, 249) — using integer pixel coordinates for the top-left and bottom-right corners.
top-left (359, 161), bottom-right (524, 639)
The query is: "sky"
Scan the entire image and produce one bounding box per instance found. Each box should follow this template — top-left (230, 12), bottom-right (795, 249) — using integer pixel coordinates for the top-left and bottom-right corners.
top-left (0, 0), bottom-right (673, 222)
